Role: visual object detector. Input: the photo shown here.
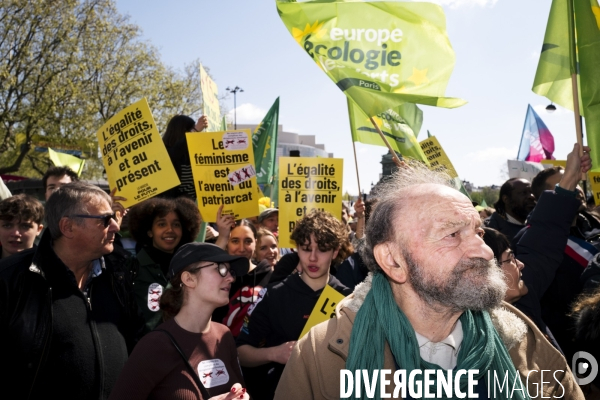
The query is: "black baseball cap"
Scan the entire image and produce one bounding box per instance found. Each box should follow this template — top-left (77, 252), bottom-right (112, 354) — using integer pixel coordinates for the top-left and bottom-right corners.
top-left (168, 242), bottom-right (249, 280)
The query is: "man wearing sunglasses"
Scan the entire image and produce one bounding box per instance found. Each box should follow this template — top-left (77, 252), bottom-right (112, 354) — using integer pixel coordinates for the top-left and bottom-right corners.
top-left (0, 181), bottom-right (143, 399)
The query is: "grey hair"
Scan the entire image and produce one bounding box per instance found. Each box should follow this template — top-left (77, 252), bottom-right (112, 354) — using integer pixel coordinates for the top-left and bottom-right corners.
top-left (360, 160), bottom-right (454, 272)
top-left (45, 182), bottom-right (111, 240)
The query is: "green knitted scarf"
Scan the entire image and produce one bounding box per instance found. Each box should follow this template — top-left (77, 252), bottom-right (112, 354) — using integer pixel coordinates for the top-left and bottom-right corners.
top-left (345, 273), bottom-right (530, 400)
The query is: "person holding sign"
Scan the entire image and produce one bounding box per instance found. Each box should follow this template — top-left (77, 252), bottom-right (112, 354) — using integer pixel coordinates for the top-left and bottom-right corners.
top-left (162, 114), bottom-right (208, 200)
top-left (213, 209), bottom-right (273, 338)
top-left (109, 243), bottom-right (250, 400)
top-left (236, 210), bottom-right (351, 400)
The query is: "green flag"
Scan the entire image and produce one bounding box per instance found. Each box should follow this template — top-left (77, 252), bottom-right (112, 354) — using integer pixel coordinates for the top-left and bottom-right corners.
top-left (575, 0), bottom-right (600, 171)
top-left (348, 98), bottom-right (428, 163)
top-left (481, 199), bottom-right (488, 208)
top-left (532, 0), bottom-right (577, 112)
top-left (252, 98), bottom-right (280, 186)
top-left (276, 0), bottom-right (466, 118)
top-left (48, 148), bottom-right (85, 176)
top-left (533, 0), bottom-right (600, 171)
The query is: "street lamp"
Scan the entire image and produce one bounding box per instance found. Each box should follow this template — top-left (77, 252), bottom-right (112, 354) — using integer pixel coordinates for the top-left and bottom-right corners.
top-left (546, 102), bottom-right (556, 113)
top-left (226, 86), bottom-right (244, 129)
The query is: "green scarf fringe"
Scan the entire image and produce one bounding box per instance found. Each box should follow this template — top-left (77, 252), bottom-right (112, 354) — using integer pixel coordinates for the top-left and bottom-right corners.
top-left (345, 273), bottom-right (530, 400)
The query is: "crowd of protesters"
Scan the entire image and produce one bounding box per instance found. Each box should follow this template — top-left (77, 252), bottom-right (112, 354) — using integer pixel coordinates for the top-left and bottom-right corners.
top-left (1, 114), bottom-right (600, 400)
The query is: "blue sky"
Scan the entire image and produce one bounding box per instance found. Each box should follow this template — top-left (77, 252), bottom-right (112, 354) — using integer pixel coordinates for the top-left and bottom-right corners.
top-left (115, 0), bottom-right (577, 195)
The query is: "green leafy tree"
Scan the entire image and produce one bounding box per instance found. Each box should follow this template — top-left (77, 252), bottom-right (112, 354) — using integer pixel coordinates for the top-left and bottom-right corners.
top-left (0, 0), bottom-right (205, 179)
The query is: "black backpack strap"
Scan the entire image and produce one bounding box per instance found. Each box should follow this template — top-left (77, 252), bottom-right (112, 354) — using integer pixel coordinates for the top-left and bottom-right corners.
top-left (156, 329), bottom-right (211, 399)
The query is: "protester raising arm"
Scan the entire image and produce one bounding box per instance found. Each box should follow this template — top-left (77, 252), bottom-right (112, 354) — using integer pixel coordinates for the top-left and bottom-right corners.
top-left (483, 144), bottom-right (591, 340)
top-left (215, 205), bottom-right (235, 250)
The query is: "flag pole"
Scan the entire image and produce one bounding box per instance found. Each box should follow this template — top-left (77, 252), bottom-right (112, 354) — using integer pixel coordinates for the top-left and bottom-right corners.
top-left (351, 139), bottom-right (362, 196)
top-left (369, 117), bottom-right (404, 166)
top-left (567, 0), bottom-right (586, 180)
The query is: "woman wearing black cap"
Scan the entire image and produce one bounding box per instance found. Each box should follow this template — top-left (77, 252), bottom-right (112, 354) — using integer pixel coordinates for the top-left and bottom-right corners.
top-left (109, 243), bottom-right (250, 400)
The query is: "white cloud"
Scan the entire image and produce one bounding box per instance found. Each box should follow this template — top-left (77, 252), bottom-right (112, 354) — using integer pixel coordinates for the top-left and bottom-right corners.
top-left (427, 0), bottom-right (498, 8)
top-left (226, 103), bottom-right (266, 124)
top-left (467, 146), bottom-right (518, 163)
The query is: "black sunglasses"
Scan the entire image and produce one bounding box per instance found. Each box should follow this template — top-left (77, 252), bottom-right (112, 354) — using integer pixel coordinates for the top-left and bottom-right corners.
top-left (71, 213), bottom-right (117, 228)
top-left (196, 262), bottom-right (236, 279)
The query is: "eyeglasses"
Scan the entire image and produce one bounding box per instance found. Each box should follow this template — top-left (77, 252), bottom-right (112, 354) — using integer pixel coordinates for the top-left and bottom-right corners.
top-left (71, 213), bottom-right (117, 228)
top-left (500, 252), bottom-right (516, 265)
top-left (196, 262), bottom-right (236, 279)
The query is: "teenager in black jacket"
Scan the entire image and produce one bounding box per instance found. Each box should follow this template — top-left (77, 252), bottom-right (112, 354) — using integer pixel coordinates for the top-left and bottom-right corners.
top-left (236, 210), bottom-right (351, 400)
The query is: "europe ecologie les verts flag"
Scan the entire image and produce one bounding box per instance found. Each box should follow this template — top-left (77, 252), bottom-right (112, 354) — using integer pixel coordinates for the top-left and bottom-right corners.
top-left (252, 97), bottom-right (280, 186)
top-left (276, 0), bottom-right (466, 118)
top-left (348, 98), bottom-right (428, 163)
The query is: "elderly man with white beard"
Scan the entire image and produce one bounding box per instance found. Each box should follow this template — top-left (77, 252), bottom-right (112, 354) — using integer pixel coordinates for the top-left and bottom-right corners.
top-left (274, 158), bottom-right (586, 400)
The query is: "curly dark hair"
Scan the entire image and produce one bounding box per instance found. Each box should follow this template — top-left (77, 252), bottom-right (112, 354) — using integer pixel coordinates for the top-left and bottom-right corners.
top-left (290, 209), bottom-right (351, 265)
top-left (127, 197), bottom-right (201, 248)
top-left (0, 194), bottom-right (44, 224)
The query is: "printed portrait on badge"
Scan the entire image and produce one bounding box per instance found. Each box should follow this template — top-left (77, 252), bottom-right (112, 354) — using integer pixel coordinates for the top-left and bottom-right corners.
top-left (147, 283), bottom-right (163, 312)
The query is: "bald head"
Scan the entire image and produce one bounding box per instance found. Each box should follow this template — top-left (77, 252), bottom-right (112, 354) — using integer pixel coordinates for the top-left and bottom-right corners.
top-left (362, 162), bottom-right (456, 273)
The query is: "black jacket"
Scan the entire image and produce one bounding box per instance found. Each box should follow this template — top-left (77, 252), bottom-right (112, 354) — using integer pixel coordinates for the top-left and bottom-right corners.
top-left (0, 231), bottom-right (142, 399)
top-left (485, 211), bottom-right (525, 243)
top-left (237, 273), bottom-right (351, 400)
top-left (513, 190), bottom-right (580, 353)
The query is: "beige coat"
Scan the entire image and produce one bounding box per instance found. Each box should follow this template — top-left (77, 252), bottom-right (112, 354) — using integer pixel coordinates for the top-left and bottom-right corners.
top-left (274, 277), bottom-right (583, 400)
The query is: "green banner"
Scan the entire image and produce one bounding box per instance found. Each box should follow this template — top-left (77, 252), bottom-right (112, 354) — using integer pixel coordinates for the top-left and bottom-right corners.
top-left (533, 0), bottom-right (600, 171)
top-left (348, 98), bottom-right (427, 163)
top-left (532, 0), bottom-right (579, 112)
top-left (276, 0), bottom-right (466, 117)
top-left (575, 0), bottom-right (600, 172)
top-left (252, 98), bottom-right (280, 185)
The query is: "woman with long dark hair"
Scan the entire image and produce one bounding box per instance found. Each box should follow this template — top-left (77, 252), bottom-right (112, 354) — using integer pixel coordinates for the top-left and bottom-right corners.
top-left (162, 114), bottom-right (207, 199)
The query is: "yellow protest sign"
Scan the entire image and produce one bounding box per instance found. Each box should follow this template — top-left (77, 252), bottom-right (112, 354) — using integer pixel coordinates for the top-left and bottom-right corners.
top-left (590, 173), bottom-right (600, 206)
top-left (200, 64), bottom-right (221, 132)
top-left (299, 285), bottom-right (346, 339)
top-left (419, 136), bottom-right (458, 178)
top-left (96, 98), bottom-right (180, 208)
top-left (278, 157), bottom-right (343, 248)
top-left (541, 160), bottom-right (567, 168)
top-left (187, 130), bottom-right (259, 222)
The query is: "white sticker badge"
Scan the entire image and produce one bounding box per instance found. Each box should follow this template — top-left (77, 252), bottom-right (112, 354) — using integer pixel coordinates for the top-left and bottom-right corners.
top-left (222, 132), bottom-right (249, 150)
top-left (228, 164), bottom-right (256, 186)
top-left (197, 359), bottom-right (230, 388)
top-left (147, 283), bottom-right (163, 312)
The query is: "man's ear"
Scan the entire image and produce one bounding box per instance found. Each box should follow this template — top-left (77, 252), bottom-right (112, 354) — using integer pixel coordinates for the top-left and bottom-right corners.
top-left (373, 243), bottom-right (407, 284)
top-left (58, 217), bottom-right (75, 239)
top-left (36, 224), bottom-right (44, 236)
top-left (502, 194), bottom-right (510, 205)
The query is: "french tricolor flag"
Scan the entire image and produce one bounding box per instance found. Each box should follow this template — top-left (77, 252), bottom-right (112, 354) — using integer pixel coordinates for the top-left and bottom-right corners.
top-left (565, 236), bottom-right (599, 268)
